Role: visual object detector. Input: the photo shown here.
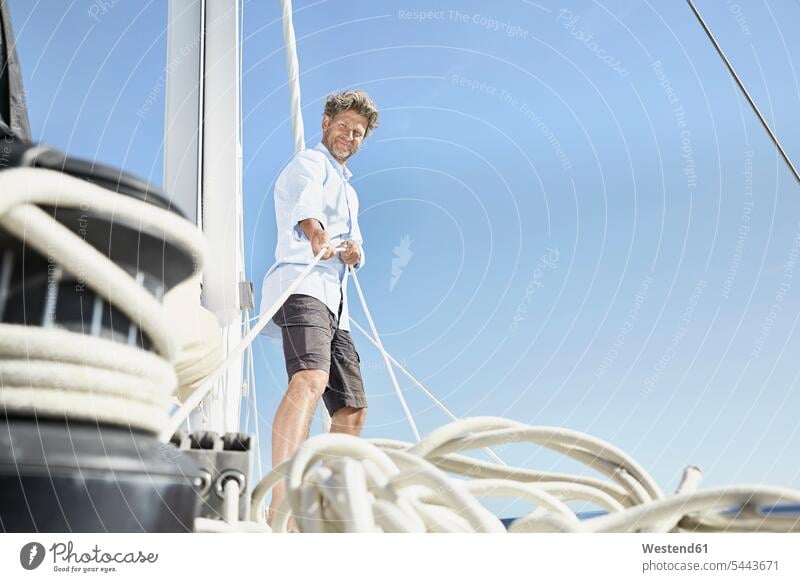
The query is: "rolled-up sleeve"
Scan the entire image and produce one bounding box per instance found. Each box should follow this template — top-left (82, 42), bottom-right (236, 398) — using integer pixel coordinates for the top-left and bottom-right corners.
top-left (285, 151), bottom-right (327, 240)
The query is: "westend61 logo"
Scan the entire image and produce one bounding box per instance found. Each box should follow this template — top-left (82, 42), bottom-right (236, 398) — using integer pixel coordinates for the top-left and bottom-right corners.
top-left (20, 541), bottom-right (158, 574)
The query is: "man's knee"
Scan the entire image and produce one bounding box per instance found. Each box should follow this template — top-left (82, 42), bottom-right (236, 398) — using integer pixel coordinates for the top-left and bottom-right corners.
top-left (288, 368), bottom-right (329, 399)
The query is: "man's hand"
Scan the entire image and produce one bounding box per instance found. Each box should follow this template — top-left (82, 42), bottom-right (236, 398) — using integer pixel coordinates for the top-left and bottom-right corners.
top-left (339, 240), bottom-right (362, 267)
top-left (299, 218), bottom-right (334, 259)
top-left (310, 229), bottom-right (335, 259)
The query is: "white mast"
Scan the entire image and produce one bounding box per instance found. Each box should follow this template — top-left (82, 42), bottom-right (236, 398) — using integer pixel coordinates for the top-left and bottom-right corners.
top-left (164, 0), bottom-right (245, 433)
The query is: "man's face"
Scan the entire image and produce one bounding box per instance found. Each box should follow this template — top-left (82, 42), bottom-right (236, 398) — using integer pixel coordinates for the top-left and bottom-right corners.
top-left (321, 110), bottom-right (369, 164)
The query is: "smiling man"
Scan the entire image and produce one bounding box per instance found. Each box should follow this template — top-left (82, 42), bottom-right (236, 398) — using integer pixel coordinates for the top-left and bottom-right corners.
top-left (259, 90), bottom-right (379, 528)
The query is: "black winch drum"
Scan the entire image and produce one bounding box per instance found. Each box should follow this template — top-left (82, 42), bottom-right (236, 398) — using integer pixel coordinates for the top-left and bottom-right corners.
top-left (0, 139), bottom-right (202, 532)
top-left (0, 142), bottom-right (195, 351)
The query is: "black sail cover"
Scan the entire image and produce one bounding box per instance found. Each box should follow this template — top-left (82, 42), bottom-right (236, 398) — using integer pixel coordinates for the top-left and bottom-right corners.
top-left (0, 0), bottom-right (31, 142)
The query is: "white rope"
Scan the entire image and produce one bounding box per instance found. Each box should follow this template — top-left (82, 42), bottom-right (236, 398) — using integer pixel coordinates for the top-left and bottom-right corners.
top-left (238, 416), bottom-right (800, 533)
top-left (370, 437), bottom-right (631, 505)
top-left (580, 486), bottom-right (800, 533)
top-left (280, 0), bottom-right (305, 153)
top-left (222, 478), bottom-right (241, 524)
top-left (194, 517), bottom-right (272, 533)
top-left (0, 168), bottom-right (204, 433)
top-left (349, 267), bottom-right (420, 441)
top-left (0, 329), bottom-right (175, 433)
top-left (649, 465), bottom-right (704, 533)
top-left (242, 313), bottom-right (264, 479)
top-left (409, 420), bottom-right (664, 504)
top-left (250, 459), bottom-right (290, 524)
top-left (0, 168), bottom-right (206, 359)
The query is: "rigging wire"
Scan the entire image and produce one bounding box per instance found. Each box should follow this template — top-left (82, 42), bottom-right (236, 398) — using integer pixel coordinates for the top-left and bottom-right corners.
top-left (349, 267), bottom-right (421, 441)
top-left (686, 0), bottom-right (800, 184)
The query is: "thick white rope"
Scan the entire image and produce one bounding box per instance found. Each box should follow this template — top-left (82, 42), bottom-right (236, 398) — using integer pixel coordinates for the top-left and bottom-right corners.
top-left (410, 420), bottom-right (664, 504)
top-left (0, 168), bottom-right (205, 359)
top-left (579, 486), bottom-right (800, 534)
top-left (195, 517), bottom-right (271, 533)
top-left (241, 416), bottom-right (800, 533)
top-left (0, 168), bottom-right (205, 433)
top-left (280, 0), bottom-right (305, 154)
top-left (222, 478), bottom-right (241, 524)
top-left (0, 328), bottom-right (176, 433)
top-left (371, 438), bottom-right (632, 506)
top-left (349, 267), bottom-right (420, 441)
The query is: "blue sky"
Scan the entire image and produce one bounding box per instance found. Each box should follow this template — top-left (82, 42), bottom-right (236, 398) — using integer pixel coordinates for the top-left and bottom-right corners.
top-left (9, 0), bottom-right (800, 516)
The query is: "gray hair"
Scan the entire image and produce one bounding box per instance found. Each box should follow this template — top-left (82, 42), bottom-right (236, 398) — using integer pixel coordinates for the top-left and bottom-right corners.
top-left (323, 90), bottom-right (379, 136)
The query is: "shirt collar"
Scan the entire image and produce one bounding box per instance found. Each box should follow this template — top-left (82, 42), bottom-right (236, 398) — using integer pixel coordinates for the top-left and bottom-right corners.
top-left (315, 142), bottom-right (353, 181)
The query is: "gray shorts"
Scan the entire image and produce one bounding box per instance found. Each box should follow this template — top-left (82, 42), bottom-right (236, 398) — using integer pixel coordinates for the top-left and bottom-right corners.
top-left (272, 294), bottom-right (366, 415)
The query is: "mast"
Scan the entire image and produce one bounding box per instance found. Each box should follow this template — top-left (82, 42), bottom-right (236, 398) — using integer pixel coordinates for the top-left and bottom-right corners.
top-left (0, 0), bottom-right (31, 141)
top-left (164, 0), bottom-right (245, 432)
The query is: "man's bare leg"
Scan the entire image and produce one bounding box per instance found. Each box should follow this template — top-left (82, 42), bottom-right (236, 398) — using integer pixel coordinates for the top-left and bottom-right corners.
top-left (330, 406), bottom-right (367, 436)
top-left (268, 369), bottom-right (328, 529)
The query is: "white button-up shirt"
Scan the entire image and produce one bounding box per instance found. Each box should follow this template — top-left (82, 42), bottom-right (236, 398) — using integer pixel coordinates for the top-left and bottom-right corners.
top-left (259, 142), bottom-right (365, 337)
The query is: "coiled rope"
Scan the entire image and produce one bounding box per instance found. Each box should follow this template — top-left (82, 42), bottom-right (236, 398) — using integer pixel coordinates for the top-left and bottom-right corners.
top-left (248, 417), bottom-right (800, 533)
top-left (0, 167), bottom-right (206, 434)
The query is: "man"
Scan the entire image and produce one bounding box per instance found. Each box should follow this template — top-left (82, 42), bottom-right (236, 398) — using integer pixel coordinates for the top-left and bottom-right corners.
top-left (259, 90), bottom-right (379, 528)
